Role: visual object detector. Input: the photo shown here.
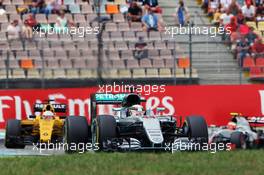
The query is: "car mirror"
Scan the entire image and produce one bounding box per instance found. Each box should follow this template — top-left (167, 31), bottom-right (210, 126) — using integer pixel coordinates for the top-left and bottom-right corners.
top-left (112, 108), bottom-right (121, 112)
top-left (29, 115), bottom-right (36, 119)
top-left (156, 107), bottom-right (165, 116)
top-left (156, 107), bottom-right (165, 112)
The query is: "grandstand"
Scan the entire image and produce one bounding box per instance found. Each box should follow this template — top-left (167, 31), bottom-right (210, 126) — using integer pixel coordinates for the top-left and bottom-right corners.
top-left (161, 0), bottom-right (264, 84)
top-left (0, 0), bottom-right (263, 88)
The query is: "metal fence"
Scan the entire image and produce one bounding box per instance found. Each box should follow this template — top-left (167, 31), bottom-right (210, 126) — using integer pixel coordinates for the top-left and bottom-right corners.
top-left (0, 29), bottom-right (254, 89)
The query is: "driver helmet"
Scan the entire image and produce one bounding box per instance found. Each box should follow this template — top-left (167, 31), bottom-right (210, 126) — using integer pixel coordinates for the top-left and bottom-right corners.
top-left (227, 121), bottom-right (237, 130)
top-left (42, 111), bottom-right (54, 120)
top-left (129, 104), bottom-right (145, 117)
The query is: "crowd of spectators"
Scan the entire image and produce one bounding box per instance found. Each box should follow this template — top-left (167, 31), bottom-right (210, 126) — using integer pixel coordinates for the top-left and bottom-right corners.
top-left (128, 0), bottom-right (163, 31)
top-left (2, 0), bottom-right (165, 41)
top-left (3, 0), bottom-right (69, 40)
top-left (30, 0), bottom-right (63, 16)
top-left (201, 0), bottom-right (264, 66)
top-left (6, 19), bottom-right (20, 40)
top-left (128, 1), bottom-right (143, 22)
top-left (174, 0), bottom-right (190, 26)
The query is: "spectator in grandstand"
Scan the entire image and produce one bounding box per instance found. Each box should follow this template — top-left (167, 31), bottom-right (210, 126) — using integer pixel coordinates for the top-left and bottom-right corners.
top-left (128, 1), bottom-right (143, 22)
top-left (229, 23), bottom-right (249, 52)
top-left (0, 0), bottom-right (6, 10)
top-left (236, 37), bottom-right (250, 64)
top-left (236, 10), bottom-right (245, 24)
top-left (251, 38), bottom-right (264, 57)
top-left (56, 0), bottom-right (63, 5)
top-left (30, 0), bottom-right (45, 15)
top-left (135, 36), bottom-right (148, 59)
top-left (54, 10), bottom-right (68, 31)
top-left (7, 20), bottom-right (21, 40)
top-left (174, 0), bottom-right (190, 26)
top-left (44, 0), bottom-right (55, 15)
top-left (43, 0), bottom-right (62, 16)
top-left (142, 0), bottom-right (162, 13)
top-left (238, 21), bottom-right (250, 35)
top-left (256, 2), bottom-right (264, 15)
top-left (256, 11), bottom-right (264, 23)
top-left (224, 16), bottom-right (238, 43)
top-left (142, 9), bottom-right (161, 31)
top-left (230, 32), bottom-right (242, 54)
top-left (228, 0), bottom-right (240, 16)
top-left (17, 5), bottom-right (29, 15)
top-left (241, 2), bottom-right (256, 21)
top-left (225, 16), bottom-right (238, 34)
top-left (220, 9), bottom-right (233, 26)
top-left (51, 0), bottom-right (63, 14)
top-left (212, 6), bottom-right (222, 26)
top-left (245, 27), bottom-right (258, 45)
top-left (22, 20), bottom-right (33, 39)
top-left (201, 0), bottom-right (207, 13)
top-left (0, 0), bottom-right (5, 15)
top-left (207, 0), bottom-right (220, 18)
top-left (220, 0), bottom-right (232, 11)
top-left (236, 0), bottom-right (244, 7)
top-left (255, 0), bottom-right (263, 6)
top-left (142, 9), bottom-right (154, 31)
top-left (201, 0), bottom-right (209, 13)
top-left (0, 0), bottom-right (3, 9)
top-left (256, 5), bottom-right (264, 23)
top-left (25, 14), bottom-right (39, 29)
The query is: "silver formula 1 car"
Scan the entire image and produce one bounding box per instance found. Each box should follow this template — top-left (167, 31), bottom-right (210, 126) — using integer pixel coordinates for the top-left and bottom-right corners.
top-left (63, 93), bottom-right (209, 152)
top-left (209, 113), bottom-right (264, 149)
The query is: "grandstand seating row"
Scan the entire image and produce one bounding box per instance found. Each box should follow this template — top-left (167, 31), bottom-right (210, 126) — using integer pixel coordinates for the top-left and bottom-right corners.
top-left (0, 58), bottom-right (189, 69)
top-left (1, 0), bottom-right (97, 5)
top-left (0, 68), bottom-right (198, 79)
top-left (0, 49), bottom-right (174, 58)
top-left (0, 40), bottom-right (181, 52)
top-left (0, 14), bottom-right (128, 23)
top-left (0, 30), bottom-right (178, 41)
top-left (243, 57), bottom-right (264, 79)
top-left (0, 0), bottom-right (198, 82)
top-left (243, 57), bottom-right (264, 68)
top-left (249, 67), bottom-right (264, 78)
top-left (246, 21), bottom-right (264, 40)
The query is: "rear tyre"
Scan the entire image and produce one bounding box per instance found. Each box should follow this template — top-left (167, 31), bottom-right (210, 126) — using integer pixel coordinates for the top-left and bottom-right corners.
top-left (184, 116), bottom-right (208, 143)
top-left (5, 119), bottom-right (25, 149)
top-left (92, 115), bottom-right (117, 150)
top-left (64, 116), bottom-right (90, 153)
top-left (230, 132), bottom-right (247, 149)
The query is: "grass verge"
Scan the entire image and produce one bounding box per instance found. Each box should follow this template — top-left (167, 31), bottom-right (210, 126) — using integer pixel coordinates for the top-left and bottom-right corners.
top-left (0, 150), bottom-right (263, 175)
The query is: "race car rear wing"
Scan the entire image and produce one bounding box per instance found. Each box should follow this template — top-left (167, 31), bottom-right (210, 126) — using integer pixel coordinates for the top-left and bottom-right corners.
top-left (34, 103), bottom-right (67, 113)
top-left (247, 117), bottom-right (264, 128)
top-left (247, 117), bottom-right (264, 123)
top-left (90, 93), bottom-right (146, 122)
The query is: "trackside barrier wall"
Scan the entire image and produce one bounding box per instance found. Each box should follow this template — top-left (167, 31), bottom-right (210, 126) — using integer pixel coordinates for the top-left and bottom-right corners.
top-left (0, 85), bottom-right (263, 128)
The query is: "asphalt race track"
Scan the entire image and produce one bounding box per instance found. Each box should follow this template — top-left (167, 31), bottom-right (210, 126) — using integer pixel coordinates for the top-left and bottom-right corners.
top-left (0, 128), bottom-right (215, 156)
top-left (0, 131), bottom-right (64, 156)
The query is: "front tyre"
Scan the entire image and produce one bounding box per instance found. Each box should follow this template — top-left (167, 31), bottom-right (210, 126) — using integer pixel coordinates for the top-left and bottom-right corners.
top-left (230, 132), bottom-right (247, 149)
top-left (64, 116), bottom-right (90, 153)
top-left (92, 115), bottom-right (117, 151)
top-left (5, 119), bottom-right (25, 149)
top-left (184, 116), bottom-right (208, 143)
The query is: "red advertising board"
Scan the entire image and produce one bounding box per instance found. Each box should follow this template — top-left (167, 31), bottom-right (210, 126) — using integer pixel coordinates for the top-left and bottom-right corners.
top-left (0, 85), bottom-right (263, 128)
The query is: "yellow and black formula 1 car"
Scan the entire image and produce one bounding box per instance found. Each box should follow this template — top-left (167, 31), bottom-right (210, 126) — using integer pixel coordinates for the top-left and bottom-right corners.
top-left (5, 100), bottom-right (90, 149)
